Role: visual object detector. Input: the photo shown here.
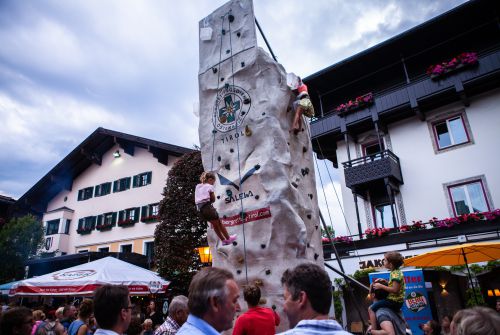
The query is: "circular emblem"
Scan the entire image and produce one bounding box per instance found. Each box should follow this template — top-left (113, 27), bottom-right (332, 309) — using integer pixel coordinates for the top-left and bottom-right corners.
top-left (405, 291), bottom-right (428, 313)
top-left (53, 270), bottom-right (96, 281)
top-left (213, 85), bottom-right (251, 133)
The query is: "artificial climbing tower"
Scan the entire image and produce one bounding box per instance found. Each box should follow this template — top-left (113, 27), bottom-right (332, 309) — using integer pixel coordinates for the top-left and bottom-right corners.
top-left (198, 0), bottom-right (324, 329)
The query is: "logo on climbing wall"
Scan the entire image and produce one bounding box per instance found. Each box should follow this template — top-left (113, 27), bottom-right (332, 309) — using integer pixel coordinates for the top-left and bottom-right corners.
top-left (213, 85), bottom-right (251, 133)
top-left (405, 291), bottom-right (428, 313)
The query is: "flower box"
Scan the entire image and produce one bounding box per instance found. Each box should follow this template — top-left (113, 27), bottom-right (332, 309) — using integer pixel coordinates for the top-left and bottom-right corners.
top-left (118, 219), bottom-right (135, 227)
top-left (427, 52), bottom-right (478, 80)
top-left (365, 227), bottom-right (392, 238)
top-left (77, 228), bottom-right (93, 235)
top-left (141, 215), bottom-right (159, 223)
top-left (96, 223), bottom-right (114, 231)
top-left (334, 93), bottom-right (374, 115)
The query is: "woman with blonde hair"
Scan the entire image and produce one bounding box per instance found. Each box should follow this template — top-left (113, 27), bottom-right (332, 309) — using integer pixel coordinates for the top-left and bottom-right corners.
top-left (195, 172), bottom-right (236, 245)
top-left (31, 310), bottom-right (45, 335)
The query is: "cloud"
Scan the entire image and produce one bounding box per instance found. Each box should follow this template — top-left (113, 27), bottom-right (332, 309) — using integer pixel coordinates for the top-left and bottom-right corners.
top-left (0, 0), bottom-right (467, 199)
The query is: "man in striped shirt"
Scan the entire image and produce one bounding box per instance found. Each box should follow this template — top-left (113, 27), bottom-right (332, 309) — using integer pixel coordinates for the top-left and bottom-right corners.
top-left (154, 296), bottom-right (189, 335)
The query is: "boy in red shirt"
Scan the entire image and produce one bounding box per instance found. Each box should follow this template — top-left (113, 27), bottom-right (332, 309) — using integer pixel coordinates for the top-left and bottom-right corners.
top-left (233, 284), bottom-right (280, 335)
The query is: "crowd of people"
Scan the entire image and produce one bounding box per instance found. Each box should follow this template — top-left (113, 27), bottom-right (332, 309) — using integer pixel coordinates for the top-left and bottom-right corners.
top-left (1, 262), bottom-right (499, 335)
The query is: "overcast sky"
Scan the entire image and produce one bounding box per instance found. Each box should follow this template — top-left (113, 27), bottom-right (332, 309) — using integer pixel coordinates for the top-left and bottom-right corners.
top-left (0, 0), bottom-right (466, 232)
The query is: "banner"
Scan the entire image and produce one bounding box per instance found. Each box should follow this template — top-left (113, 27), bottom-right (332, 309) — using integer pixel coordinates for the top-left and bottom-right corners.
top-left (369, 269), bottom-right (432, 335)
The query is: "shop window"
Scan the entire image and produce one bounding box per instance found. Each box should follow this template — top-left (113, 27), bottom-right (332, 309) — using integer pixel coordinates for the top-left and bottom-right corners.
top-left (448, 180), bottom-right (490, 216)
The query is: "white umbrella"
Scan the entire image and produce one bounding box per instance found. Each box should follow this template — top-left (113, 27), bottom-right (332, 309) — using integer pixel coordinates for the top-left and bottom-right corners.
top-left (11, 257), bottom-right (169, 296)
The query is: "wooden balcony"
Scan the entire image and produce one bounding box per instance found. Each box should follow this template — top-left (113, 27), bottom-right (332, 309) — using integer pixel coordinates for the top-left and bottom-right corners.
top-left (342, 150), bottom-right (403, 196)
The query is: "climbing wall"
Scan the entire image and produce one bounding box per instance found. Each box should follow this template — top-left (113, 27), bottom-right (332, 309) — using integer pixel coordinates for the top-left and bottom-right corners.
top-left (198, 0), bottom-right (324, 331)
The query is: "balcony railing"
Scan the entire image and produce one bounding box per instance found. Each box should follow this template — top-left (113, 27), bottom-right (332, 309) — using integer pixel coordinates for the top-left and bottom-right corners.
top-left (342, 150), bottom-right (403, 190)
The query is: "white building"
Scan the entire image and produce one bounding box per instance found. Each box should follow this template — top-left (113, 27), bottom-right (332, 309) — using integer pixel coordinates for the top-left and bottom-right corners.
top-left (17, 128), bottom-right (192, 272)
top-left (305, 0), bottom-right (500, 277)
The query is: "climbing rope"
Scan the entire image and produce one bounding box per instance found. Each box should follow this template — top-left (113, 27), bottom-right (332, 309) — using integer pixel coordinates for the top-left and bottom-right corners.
top-left (305, 123), bottom-right (363, 262)
top-left (207, 10), bottom-right (249, 284)
top-left (227, 10), bottom-right (250, 284)
top-left (210, 14), bottom-right (226, 171)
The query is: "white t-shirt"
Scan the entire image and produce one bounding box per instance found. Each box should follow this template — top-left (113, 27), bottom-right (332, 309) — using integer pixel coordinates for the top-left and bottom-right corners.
top-left (195, 183), bottom-right (214, 204)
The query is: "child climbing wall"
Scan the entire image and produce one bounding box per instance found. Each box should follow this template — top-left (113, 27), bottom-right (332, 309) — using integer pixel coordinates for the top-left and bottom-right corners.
top-left (197, 0), bottom-right (323, 331)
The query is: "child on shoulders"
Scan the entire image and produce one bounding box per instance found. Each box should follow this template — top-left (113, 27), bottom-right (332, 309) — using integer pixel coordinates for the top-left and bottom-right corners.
top-left (368, 251), bottom-right (406, 331)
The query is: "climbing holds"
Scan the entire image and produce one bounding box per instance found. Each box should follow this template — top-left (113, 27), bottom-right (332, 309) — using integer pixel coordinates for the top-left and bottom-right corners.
top-left (217, 195), bottom-right (220, 199)
top-left (225, 164), bottom-right (230, 170)
top-left (255, 195), bottom-right (260, 200)
top-left (255, 164), bottom-right (261, 170)
top-left (244, 125), bottom-right (252, 136)
top-left (307, 214), bottom-right (312, 219)
top-left (243, 97), bottom-right (251, 104)
top-left (221, 77), bottom-right (224, 82)
top-left (228, 14), bottom-right (234, 22)
top-left (308, 194), bottom-right (313, 199)
top-left (217, 156), bottom-right (221, 162)
top-left (265, 269), bottom-right (271, 275)
top-left (225, 83), bottom-right (229, 89)
top-left (260, 244), bottom-right (266, 249)
top-left (226, 49), bottom-right (230, 54)
top-left (237, 269), bottom-right (242, 274)
top-left (315, 225), bottom-right (319, 230)
top-left (291, 182), bottom-right (298, 188)
top-left (226, 190), bottom-right (232, 197)
top-left (303, 146), bottom-right (307, 153)
top-left (237, 256), bottom-right (245, 264)
top-left (237, 32), bottom-right (241, 38)
top-left (212, 129), bottom-right (217, 134)
top-left (222, 29), bottom-right (226, 35)
top-left (314, 253), bottom-right (319, 260)
top-left (241, 61), bottom-right (245, 67)
top-left (212, 67), bottom-right (218, 74)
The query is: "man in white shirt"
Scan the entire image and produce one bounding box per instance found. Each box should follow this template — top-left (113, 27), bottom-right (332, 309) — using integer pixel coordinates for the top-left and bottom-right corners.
top-left (93, 285), bottom-right (132, 335)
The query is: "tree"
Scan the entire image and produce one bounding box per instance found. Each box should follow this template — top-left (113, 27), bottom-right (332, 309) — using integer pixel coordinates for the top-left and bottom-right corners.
top-left (154, 151), bottom-right (206, 295)
top-left (0, 215), bottom-right (44, 283)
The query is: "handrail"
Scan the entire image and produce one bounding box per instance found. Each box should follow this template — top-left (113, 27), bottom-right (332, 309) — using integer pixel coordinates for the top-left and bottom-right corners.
top-left (342, 149), bottom-right (400, 168)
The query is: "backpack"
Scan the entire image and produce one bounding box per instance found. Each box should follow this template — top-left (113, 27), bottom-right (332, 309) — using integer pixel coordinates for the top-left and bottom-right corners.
top-left (40, 321), bottom-right (57, 335)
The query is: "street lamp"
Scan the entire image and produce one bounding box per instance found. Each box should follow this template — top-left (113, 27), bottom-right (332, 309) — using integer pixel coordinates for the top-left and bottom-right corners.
top-left (197, 246), bottom-right (212, 264)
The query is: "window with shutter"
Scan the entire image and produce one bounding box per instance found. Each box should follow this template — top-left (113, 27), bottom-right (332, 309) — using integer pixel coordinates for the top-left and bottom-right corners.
top-left (95, 185), bottom-right (101, 197)
top-left (141, 206), bottom-right (148, 219)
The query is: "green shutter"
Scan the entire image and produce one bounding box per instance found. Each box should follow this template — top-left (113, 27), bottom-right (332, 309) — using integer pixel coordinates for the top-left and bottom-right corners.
top-left (147, 172), bottom-right (152, 184)
top-left (105, 182), bottom-right (111, 195)
top-left (91, 216), bottom-right (97, 229)
top-left (126, 177), bottom-right (131, 189)
top-left (118, 210), bottom-right (125, 222)
top-left (133, 175), bottom-right (139, 188)
top-left (95, 185), bottom-right (101, 197)
top-left (113, 180), bottom-right (119, 192)
top-left (78, 218), bottom-right (84, 230)
top-left (134, 208), bottom-right (140, 222)
top-left (78, 190), bottom-right (83, 201)
top-left (97, 215), bottom-right (103, 226)
top-left (141, 206), bottom-right (148, 219)
top-left (112, 212), bottom-right (117, 225)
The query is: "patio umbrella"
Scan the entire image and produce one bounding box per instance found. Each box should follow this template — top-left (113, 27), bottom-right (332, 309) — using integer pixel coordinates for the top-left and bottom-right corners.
top-left (404, 242), bottom-right (500, 304)
top-left (11, 257), bottom-right (169, 296)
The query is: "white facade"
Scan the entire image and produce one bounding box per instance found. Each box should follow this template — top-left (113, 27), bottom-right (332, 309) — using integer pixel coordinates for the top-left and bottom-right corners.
top-left (337, 88), bottom-right (500, 236)
top-left (41, 144), bottom-right (179, 256)
top-left (328, 88), bottom-right (500, 278)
